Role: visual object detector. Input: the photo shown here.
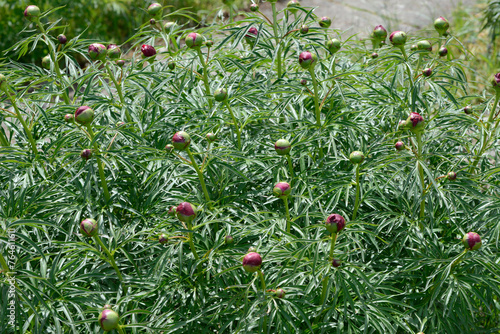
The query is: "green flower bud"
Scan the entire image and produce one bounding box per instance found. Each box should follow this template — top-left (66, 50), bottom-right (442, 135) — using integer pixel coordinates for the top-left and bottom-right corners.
top-left (434, 16), bottom-right (449, 36)
top-left (326, 39), bottom-right (341, 54)
top-left (274, 139), bottom-right (291, 156)
top-left (462, 232), bottom-right (482, 251)
top-left (172, 131), bottom-right (191, 150)
top-left (349, 151), bottom-right (365, 164)
top-left (98, 309), bottom-right (119, 331)
top-left (214, 88), bottom-right (228, 102)
top-left (80, 218), bottom-right (98, 237)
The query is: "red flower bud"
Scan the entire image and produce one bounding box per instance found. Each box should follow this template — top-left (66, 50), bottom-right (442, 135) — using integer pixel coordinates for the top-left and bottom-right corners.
top-left (81, 149), bottom-right (92, 161)
top-left (176, 202), bottom-right (197, 223)
top-left (447, 171), bottom-right (457, 180)
top-left (57, 34), bottom-right (67, 44)
top-left (422, 68), bottom-right (432, 77)
top-left (242, 252), bottom-right (262, 273)
top-left (372, 25), bottom-right (387, 40)
top-left (298, 51), bottom-right (318, 70)
top-left (462, 232), bottom-right (482, 251)
top-left (141, 44), bottom-right (156, 58)
top-left (395, 141), bottom-right (405, 151)
top-left (88, 43), bottom-right (107, 61)
top-left (325, 214), bottom-right (345, 234)
top-left (389, 31), bottom-right (407, 46)
top-left (407, 112), bottom-right (425, 134)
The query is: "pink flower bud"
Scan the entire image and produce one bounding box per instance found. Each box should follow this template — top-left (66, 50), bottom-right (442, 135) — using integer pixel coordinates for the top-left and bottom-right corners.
top-left (462, 232), bottom-right (481, 251)
top-left (298, 51), bottom-right (318, 70)
top-left (242, 252), bottom-right (262, 273)
top-left (176, 202), bottom-right (197, 223)
top-left (371, 52), bottom-right (379, 59)
top-left (318, 16), bottom-right (331, 28)
top-left (74, 106), bottom-right (94, 125)
top-left (275, 288), bottom-right (285, 298)
top-left (64, 114), bottom-right (74, 123)
top-left (206, 133), bottom-right (217, 143)
top-left (98, 309), bottom-right (119, 331)
top-left (407, 112), bottom-right (425, 134)
top-left (389, 31), bottom-right (407, 46)
top-left (116, 59), bottom-right (125, 67)
top-left (447, 171), bottom-right (457, 180)
top-left (395, 141), bottom-right (405, 151)
top-left (80, 218), bottom-right (98, 237)
top-left (185, 32), bottom-right (203, 49)
top-left (273, 182), bottom-right (291, 199)
top-left (250, 4), bottom-right (259, 12)
top-left (325, 214), bottom-right (345, 234)
top-left (172, 131), bottom-right (191, 150)
top-left (434, 16), bottom-right (450, 36)
top-left (274, 139), bottom-right (291, 156)
top-left (88, 43), bottom-right (107, 61)
top-left (147, 3), bottom-right (162, 17)
top-left (372, 25), bottom-right (387, 40)
top-left (107, 44), bottom-right (121, 60)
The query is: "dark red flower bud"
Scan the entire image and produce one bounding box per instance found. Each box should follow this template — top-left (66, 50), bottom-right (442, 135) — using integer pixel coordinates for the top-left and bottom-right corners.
top-left (88, 43), bottom-right (107, 61)
top-left (80, 218), bottom-right (98, 237)
top-left (464, 106), bottom-right (472, 114)
top-left (395, 141), bottom-right (405, 151)
top-left (141, 44), bottom-right (156, 58)
top-left (74, 106), bottom-right (94, 125)
top-left (325, 214), bottom-right (345, 234)
top-left (150, 18), bottom-right (156, 25)
top-left (447, 171), bottom-right (457, 180)
top-left (407, 112), bottom-right (425, 134)
top-left (275, 139), bottom-right (291, 156)
top-left (300, 78), bottom-right (307, 85)
top-left (332, 258), bottom-right (341, 267)
top-left (299, 51), bottom-right (317, 70)
top-left (438, 46), bottom-right (448, 57)
top-left (176, 202), bottom-right (197, 223)
top-left (273, 182), bottom-right (291, 199)
top-left (275, 288), bottom-right (285, 298)
top-left (159, 233), bottom-right (168, 244)
top-left (462, 232), bottom-right (482, 251)
top-left (300, 25), bottom-right (309, 34)
top-left (81, 149), bottom-right (92, 161)
top-left (422, 68), bottom-right (432, 77)
top-left (57, 34), bottom-right (67, 44)
top-left (245, 27), bottom-right (258, 46)
top-left (242, 252), bottom-right (262, 273)
top-left (172, 131), bottom-right (191, 150)
top-left (491, 73), bottom-right (500, 92)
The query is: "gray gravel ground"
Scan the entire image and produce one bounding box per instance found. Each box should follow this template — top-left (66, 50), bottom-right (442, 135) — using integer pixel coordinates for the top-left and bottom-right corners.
top-left (260, 0), bottom-right (477, 37)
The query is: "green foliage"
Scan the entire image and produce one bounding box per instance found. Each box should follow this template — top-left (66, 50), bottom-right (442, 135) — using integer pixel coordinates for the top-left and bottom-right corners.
top-left (1, 2), bottom-right (500, 334)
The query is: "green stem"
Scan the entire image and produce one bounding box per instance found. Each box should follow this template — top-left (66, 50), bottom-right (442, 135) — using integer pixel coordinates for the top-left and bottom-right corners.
top-left (469, 93), bottom-right (500, 173)
top-left (1, 87), bottom-right (38, 155)
top-left (196, 49), bottom-right (213, 109)
top-left (320, 233), bottom-right (338, 304)
top-left (105, 63), bottom-right (131, 123)
top-left (329, 233), bottom-right (338, 261)
top-left (186, 148), bottom-right (212, 207)
top-left (450, 249), bottom-right (468, 271)
top-left (309, 67), bottom-right (321, 127)
top-left (258, 269), bottom-right (266, 292)
top-left (415, 54), bottom-right (423, 74)
top-left (117, 325), bottom-right (126, 334)
top-left (286, 155), bottom-right (294, 181)
top-left (283, 197), bottom-right (291, 233)
top-left (187, 222), bottom-right (200, 260)
top-left (86, 124), bottom-right (111, 202)
top-left (416, 133), bottom-right (425, 223)
top-left (36, 20), bottom-right (71, 105)
top-left (352, 164), bottom-right (361, 221)
top-left (271, 3), bottom-right (282, 77)
top-left (224, 100), bottom-right (241, 150)
top-left (93, 235), bottom-right (124, 282)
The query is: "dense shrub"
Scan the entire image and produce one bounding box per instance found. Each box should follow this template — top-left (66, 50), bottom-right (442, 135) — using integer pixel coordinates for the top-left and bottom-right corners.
top-left (1, 1), bottom-right (500, 333)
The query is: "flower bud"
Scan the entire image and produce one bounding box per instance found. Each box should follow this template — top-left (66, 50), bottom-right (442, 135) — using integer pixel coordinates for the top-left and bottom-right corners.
top-left (462, 232), bottom-right (482, 251)
top-left (244, 27), bottom-right (258, 46)
top-left (141, 44), bottom-right (156, 58)
top-left (214, 87), bottom-right (228, 102)
top-left (225, 235), bottom-right (234, 245)
top-left (300, 25), bottom-right (309, 34)
top-left (164, 21), bottom-right (177, 31)
top-left (274, 139), bottom-right (291, 156)
top-left (332, 258), bottom-right (341, 267)
top-left (326, 39), bottom-right (341, 54)
top-left (248, 246), bottom-right (257, 253)
top-left (422, 68), bottom-right (432, 77)
top-left (103, 304), bottom-right (112, 310)
top-left (250, 4), bottom-right (259, 12)
top-left (172, 131), bottom-right (191, 150)
top-left (168, 61), bottom-right (176, 70)
top-left (88, 43), bottom-right (107, 61)
top-left (389, 31), bottom-right (407, 46)
top-left (242, 252), bottom-right (262, 273)
top-left (165, 144), bottom-right (175, 154)
top-left (41, 55), bottom-right (51, 69)
top-left (447, 171), bottom-right (457, 180)
top-left (176, 202), bottom-right (197, 223)
top-left (64, 114), bottom-right (74, 123)
top-left (81, 149), bottom-right (92, 161)
top-left (410, 44), bottom-right (417, 51)
top-left (24, 5), bottom-right (40, 22)
top-left (287, 0), bottom-right (300, 14)
top-left (98, 309), bottom-right (119, 331)
top-left (464, 106), bottom-right (472, 114)
top-left (150, 18), bottom-right (156, 25)
top-left (395, 141), bottom-right (405, 151)
top-left (116, 121), bottom-right (125, 128)
top-left (300, 79), bottom-right (307, 85)
top-left (491, 73), bottom-right (500, 93)
top-left (438, 46), bottom-right (448, 57)
top-left (371, 52), bottom-right (379, 59)
top-left (275, 288), bottom-right (285, 298)
top-left (349, 151), bottom-right (364, 164)
top-left (159, 233), bottom-right (168, 244)
top-left (318, 16), bottom-right (331, 28)
top-left (185, 32), bottom-right (203, 49)
top-left (273, 182), bottom-right (291, 199)
top-left (80, 218), bottom-right (98, 237)
top-left (325, 213), bottom-right (345, 234)
top-left (406, 112), bottom-right (425, 134)
top-left (398, 120), bottom-right (407, 130)
top-left (298, 51), bottom-right (318, 70)
top-left (74, 106), bottom-right (94, 125)
top-left (147, 3), bottom-right (162, 17)
top-left (0, 74), bottom-right (6, 90)
top-left (206, 132), bottom-right (217, 143)
top-left (205, 40), bottom-right (214, 48)
top-left (417, 40), bottom-right (432, 52)
top-left (434, 16), bottom-right (449, 36)
top-left (372, 25), bottom-right (387, 41)
top-left (57, 34), bottom-right (67, 44)
top-left (116, 59), bottom-right (125, 67)
top-left (107, 44), bottom-right (121, 60)
top-left (168, 206), bottom-right (176, 216)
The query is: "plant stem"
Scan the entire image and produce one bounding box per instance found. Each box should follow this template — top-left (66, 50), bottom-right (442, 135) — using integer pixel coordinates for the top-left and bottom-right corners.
top-left (469, 93), bottom-right (500, 173)
top-left (117, 325), bottom-right (126, 334)
top-left (352, 164), bottom-right (361, 221)
top-left (450, 249), bottom-right (468, 271)
top-left (258, 269), bottom-right (266, 292)
top-left (187, 222), bottom-right (200, 260)
top-left (286, 155), bottom-right (294, 180)
top-left (1, 87), bottom-right (38, 155)
top-left (105, 63), bottom-right (132, 123)
top-left (283, 197), bottom-right (291, 233)
top-left (416, 133), bottom-right (425, 223)
top-left (320, 233), bottom-right (338, 304)
top-left (196, 49), bottom-right (213, 109)
top-left (224, 100), bottom-right (241, 150)
top-left (36, 21), bottom-right (71, 105)
top-left (309, 68), bottom-right (321, 127)
top-left (186, 148), bottom-right (212, 207)
top-left (86, 124), bottom-right (111, 202)
top-left (93, 235), bottom-right (124, 282)
top-left (271, 2), bottom-right (282, 77)
top-left (329, 233), bottom-right (338, 260)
